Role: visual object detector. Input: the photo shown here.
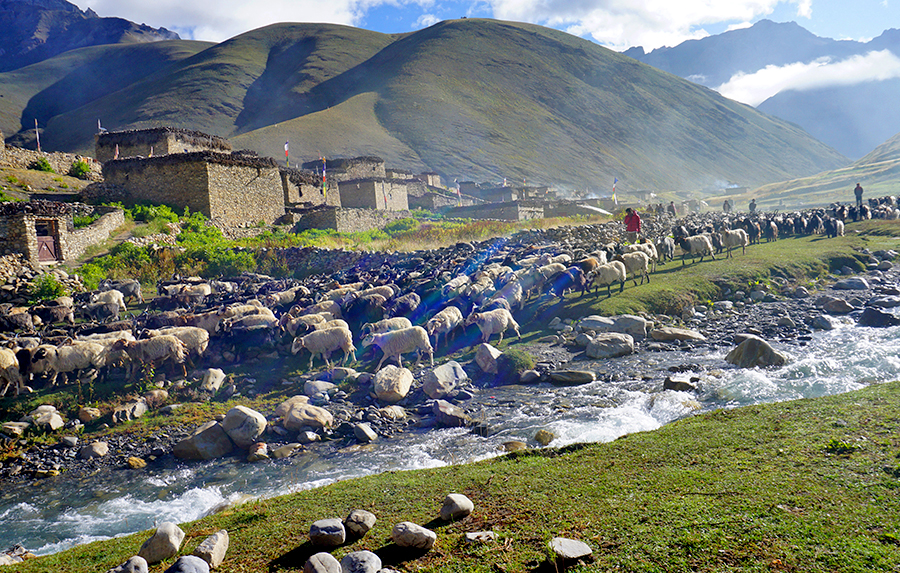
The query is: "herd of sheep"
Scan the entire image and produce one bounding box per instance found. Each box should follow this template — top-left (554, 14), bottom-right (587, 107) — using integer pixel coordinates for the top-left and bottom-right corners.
top-left (0, 200), bottom-right (886, 398)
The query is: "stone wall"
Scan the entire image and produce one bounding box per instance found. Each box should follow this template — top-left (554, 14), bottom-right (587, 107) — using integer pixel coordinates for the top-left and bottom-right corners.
top-left (338, 179), bottom-right (409, 211)
top-left (543, 201), bottom-right (608, 218)
top-left (207, 162), bottom-right (285, 226)
top-left (67, 207), bottom-right (125, 260)
top-left (409, 191), bottom-right (470, 211)
top-left (0, 143), bottom-right (102, 181)
top-left (96, 128), bottom-right (232, 162)
top-left (293, 207), bottom-right (413, 234)
top-left (281, 169), bottom-right (338, 207)
top-left (103, 156), bottom-right (211, 215)
top-left (444, 201), bottom-right (544, 221)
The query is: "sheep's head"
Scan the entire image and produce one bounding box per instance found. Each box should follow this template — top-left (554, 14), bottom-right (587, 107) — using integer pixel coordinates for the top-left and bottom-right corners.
top-left (465, 313), bottom-right (482, 326)
top-left (361, 334), bottom-right (376, 348)
top-left (290, 337), bottom-right (305, 355)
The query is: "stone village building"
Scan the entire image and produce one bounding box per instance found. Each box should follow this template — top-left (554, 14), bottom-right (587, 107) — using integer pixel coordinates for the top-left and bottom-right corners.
top-left (95, 127), bottom-right (232, 163)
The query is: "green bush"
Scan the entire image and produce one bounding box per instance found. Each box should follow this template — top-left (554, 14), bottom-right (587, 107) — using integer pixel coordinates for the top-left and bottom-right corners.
top-left (30, 157), bottom-right (54, 173)
top-left (68, 160), bottom-right (91, 180)
top-left (131, 203), bottom-right (179, 224)
top-left (495, 347), bottom-right (536, 385)
top-left (384, 218), bottom-right (420, 236)
top-left (73, 213), bottom-right (100, 229)
top-left (28, 274), bottom-right (68, 303)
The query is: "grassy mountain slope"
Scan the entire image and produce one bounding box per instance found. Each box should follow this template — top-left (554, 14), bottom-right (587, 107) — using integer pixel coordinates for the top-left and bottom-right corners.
top-left (1, 19), bottom-right (847, 191)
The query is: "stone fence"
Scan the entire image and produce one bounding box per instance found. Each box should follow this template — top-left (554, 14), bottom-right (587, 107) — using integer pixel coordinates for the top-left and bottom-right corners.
top-left (291, 207), bottom-right (414, 234)
top-left (0, 143), bottom-right (103, 181)
top-left (67, 206), bottom-right (125, 260)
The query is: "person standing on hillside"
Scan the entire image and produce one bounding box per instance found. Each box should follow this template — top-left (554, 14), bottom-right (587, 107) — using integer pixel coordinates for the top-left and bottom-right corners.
top-left (667, 201), bottom-right (677, 217)
top-left (749, 199), bottom-right (757, 213)
top-left (854, 183), bottom-right (864, 208)
top-left (624, 207), bottom-right (641, 243)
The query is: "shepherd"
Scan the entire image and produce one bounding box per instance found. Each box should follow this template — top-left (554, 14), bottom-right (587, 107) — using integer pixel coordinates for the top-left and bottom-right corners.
top-left (854, 183), bottom-right (864, 208)
top-left (624, 207), bottom-right (641, 243)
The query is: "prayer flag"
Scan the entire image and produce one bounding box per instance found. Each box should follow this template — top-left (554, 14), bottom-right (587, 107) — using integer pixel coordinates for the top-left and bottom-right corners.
top-left (612, 177), bottom-right (618, 206)
top-left (284, 141), bottom-right (289, 167)
top-left (114, 144), bottom-right (119, 160)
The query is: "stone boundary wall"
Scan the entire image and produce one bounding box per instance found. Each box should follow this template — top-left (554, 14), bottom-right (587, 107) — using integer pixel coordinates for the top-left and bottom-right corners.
top-left (338, 179), bottom-right (409, 211)
top-left (207, 163), bottom-right (285, 226)
top-left (445, 201), bottom-right (544, 221)
top-left (67, 207), bottom-right (125, 260)
top-left (543, 201), bottom-right (608, 218)
top-left (0, 143), bottom-right (102, 181)
top-left (293, 207), bottom-right (413, 234)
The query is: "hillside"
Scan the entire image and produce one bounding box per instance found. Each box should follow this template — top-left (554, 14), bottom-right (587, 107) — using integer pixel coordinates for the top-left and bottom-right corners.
top-left (0, 0), bottom-right (179, 73)
top-left (0, 19), bottom-right (847, 191)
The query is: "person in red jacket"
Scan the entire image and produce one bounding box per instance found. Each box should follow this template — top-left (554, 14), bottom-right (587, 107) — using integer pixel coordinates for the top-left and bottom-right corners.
top-left (624, 207), bottom-right (641, 243)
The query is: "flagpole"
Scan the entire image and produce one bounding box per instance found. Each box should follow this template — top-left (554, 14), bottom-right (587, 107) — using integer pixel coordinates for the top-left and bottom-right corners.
top-left (34, 118), bottom-right (40, 153)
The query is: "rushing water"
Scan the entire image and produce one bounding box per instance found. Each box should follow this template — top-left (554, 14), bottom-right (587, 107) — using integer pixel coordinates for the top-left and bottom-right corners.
top-left (3, 316), bottom-right (897, 556)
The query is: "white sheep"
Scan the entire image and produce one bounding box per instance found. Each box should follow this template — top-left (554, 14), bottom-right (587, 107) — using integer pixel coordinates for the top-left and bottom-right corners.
top-left (613, 251), bottom-right (651, 286)
top-left (111, 335), bottom-right (188, 379)
top-left (90, 289), bottom-right (127, 312)
top-left (465, 308), bottom-right (521, 344)
top-left (281, 312), bottom-right (331, 336)
top-left (299, 299), bottom-right (343, 320)
top-left (264, 285), bottom-right (308, 308)
top-left (291, 326), bottom-right (356, 369)
top-left (361, 326), bottom-right (434, 371)
top-left (27, 340), bottom-right (109, 386)
top-left (441, 275), bottom-right (471, 299)
top-left (620, 242), bottom-right (659, 272)
top-left (144, 326), bottom-right (210, 357)
top-left (360, 317), bottom-right (413, 338)
top-left (590, 261), bottom-right (627, 297)
top-left (425, 306), bottom-right (464, 350)
top-left (677, 235), bottom-right (716, 265)
top-left (0, 347), bottom-right (23, 396)
top-left (311, 319), bottom-right (350, 331)
top-left (719, 228), bottom-right (750, 258)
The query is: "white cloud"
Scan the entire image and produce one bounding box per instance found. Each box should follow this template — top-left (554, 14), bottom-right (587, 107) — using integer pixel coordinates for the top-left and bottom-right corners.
top-left (715, 50), bottom-right (900, 106)
top-left (726, 21), bottom-right (753, 32)
top-left (414, 13), bottom-right (441, 28)
top-left (485, 0), bottom-right (813, 50)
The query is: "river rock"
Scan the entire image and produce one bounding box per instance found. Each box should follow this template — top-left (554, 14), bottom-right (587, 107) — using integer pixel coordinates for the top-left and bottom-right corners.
top-left (378, 405), bottom-right (407, 420)
top-left (164, 555), bottom-right (209, 573)
top-left (502, 441), bottom-right (527, 452)
top-left (305, 380), bottom-right (336, 397)
top-left (304, 552), bottom-right (341, 573)
top-left (612, 314), bottom-right (651, 340)
top-left (341, 550), bottom-right (382, 573)
top-left (811, 314), bottom-right (839, 330)
top-left (345, 509), bottom-right (377, 538)
top-left (519, 369), bottom-right (541, 384)
top-left (113, 400), bottom-right (149, 424)
top-left (391, 521), bottom-right (437, 550)
top-left (433, 399), bottom-right (470, 427)
top-left (247, 442), bottom-right (269, 462)
top-left (664, 377), bottom-right (697, 392)
top-left (585, 333), bottom-right (634, 359)
top-left (78, 406), bottom-right (102, 423)
top-left (60, 435), bottom-right (78, 448)
top-left (465, 531), bottom-right (497, 543)
top-left (776, 316), bottom-right (796, 328)
top-left (297, 430), bottom-right (321, 444)
top-left (192, 529), bottom-right (229, 569)
top-left (373, 365), bottom-right (413, 403)
top-left (650, 327), bottom-right (706, 342)
top-left (173, 421), bottom-right (235, 460)
top-left (423, 361), bottom-right (467, 399)
top-left (30, 407), bottom-right (64, 431)
top-left (833, 277), bottom-right (870, 290)
top-left (550, 537), bottom-right (592, 561)
top-left (283, 403), bottom-right (334, 430)
top-left (878, 261), bottom-right (894, 271)
top-left (2, 421), bottom-right (28, 437)
top-left (353, 422), bottom-right (378, 442)
top-left (475, 343), bottom-right (502, 374)
top-left (138, 522), bottom-right (185, 564)
top-left (79, 441), bottom-right (109, 459)
top-left (309, 518), bottom-right (346, 547)
top-left (725, 334), bottom-right (788, 368)
top-left (534, 428), bottom-right (555, 445)
top-left (127, 456), bottom-right (147, 469)
top-left (440, 493), bottom-right (474, 521)
top-left (106, 555), bottom-right (148, 573)
top-left (858, 307), bottom-right (900, 327)
top-left (272, 443), bottom-right (302, 458)
top-left (548, 370), bottom-right (595, 386)
top-left (200, 368), bottom-right (226, 394)
top-left (220, 405), bottom-right (267, 448)
top-left (579, 315), bottom-right (614, 332)
top-left (275, 395), bottom-right (309, 418)
top-left (869, 295), bottom-right (900, 308)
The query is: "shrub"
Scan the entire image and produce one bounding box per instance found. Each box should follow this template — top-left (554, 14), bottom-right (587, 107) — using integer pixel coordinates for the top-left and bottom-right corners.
top-left (495, 348), bottom-right (536, 385)
top-left (131, 203), bottom-right (179, 224)
top-left (384, 218), bottom-right (420, 236)
top-left (30, 157), bottom-right (54, 172)
top-left (28, 274), bottom-right (68, 303)
top-left (68, 160), bottom-right (91, 180)
top-left (73, 213), bottom-right (100, 229)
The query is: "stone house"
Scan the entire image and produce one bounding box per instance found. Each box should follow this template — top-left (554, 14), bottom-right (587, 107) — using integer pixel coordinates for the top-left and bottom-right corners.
top-left (301, 156), bottom-right (386, 189)
top-left (102, 151), bottom-right (286, 226)
top-left (337, 178), bottom-right (409, 211)
top-left (445, 201), bottom-right (544, 221)
top-left (281, 168), bottom-right (339, 208)
top-left (95, 127), bottom-right (232, 163)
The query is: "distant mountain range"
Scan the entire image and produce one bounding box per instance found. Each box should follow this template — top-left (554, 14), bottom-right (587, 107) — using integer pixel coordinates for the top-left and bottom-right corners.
top-left (625, 20), bottom-right (900, 159)
top-left (0, 0), bottom-right (179, 73)
top-left (0, 7), bottom-right (847, 193)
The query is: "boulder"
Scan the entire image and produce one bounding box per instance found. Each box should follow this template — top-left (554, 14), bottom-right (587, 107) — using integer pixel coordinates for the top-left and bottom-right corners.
top-left (440, 493), bottom-right (474, 521)
top-left (340, 550), bottom-right (382, 573)
top-left (663, 377), bottom-right (697, 392)
top-left (192, 529), bottom-right (229, 569)
top-left (2, 421), bottom-right (29, 437)
top-left (585, 333), bottom-right (634, 359)
top-left (650, 327), bottom-right (706, 342)
top-left (220, 406), bottom-right (267, 448)
top-left (283, 404), bottom-right (334, 431)
top-left (833, 277), bottom-right (870, 290)
top-left (272, 443), bottom-right (302, 458)
top-left (465, 531), bottom-right (497, 544)
top-left (868, 296), bottom-right (900, 308)
top-left (275, 395), bottom-right (309, 418)
top-left (519, 370), bottom-right (541, 384)
top-left (776, 316), bottom-right (796, 328)
top-left (304, 552), bottom-right (341, 573)
top-left (30, 407), bottom-right (64, 431)
top-left (138, 522), bottom-right (185, 564)
top-left (309, 518), bottom-right (346, 547)
top-left (304, 380), bottom-right (336, 397)
top-left (811, 315), bottom-right (839, 330)
top-left (200, 368), bottom-right (226, 393)
top-left (579, 315), bottom-right (615, 332)
top-left (78, 441), bottom-right (109, 459)
top-left (550, 537), bottom-right (592, 561)
top-left (858, 307), bottom-right (900, 327)
top-left (423, 361), bottom-right (468, 399)
top-left (433, 400), bottom-right (470, 428)
top-left (112, 400), bottom-right (149, 424)
top-left (822, 298), bottom-right (855, 314)
top-left (127, 456), bottom-right (147, 469)
top-left (106, 556), bottom-right (149, 573)
top-left (373, 365), bottom-right (413, 403)
top-left (163, 555), bottom-right (209, 573)
top-left (353, 423), bottom-right (378, 443)
top-left (78, 406), bottom-right (102, 423)
top-left (548, 370), bottom-right (595, 386)
top-left (475, 343), bottom-right (502, 374)
top-left (534, 429), bottom-right (555, 446)
top-left (345, 509), bottom-right (377, 538)
top-left (725, 334), bottom-right (788, 368)
top-left (612, 314), bottom-right (652, 340)
top-left (246, 442), bottom-right (269, 462)
top-left (391, 521), bottom-right (437, 550)
top-left (173, 421), bottom-right (235, 460)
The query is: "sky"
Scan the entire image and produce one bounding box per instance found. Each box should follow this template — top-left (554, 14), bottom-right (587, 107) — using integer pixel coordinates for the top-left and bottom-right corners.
top-left (71, 0), bottom-right (900, 106)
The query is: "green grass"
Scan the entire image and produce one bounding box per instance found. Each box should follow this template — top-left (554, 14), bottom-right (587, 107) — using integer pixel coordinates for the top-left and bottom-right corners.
top-left (18, 381), bottom-right (900, 573)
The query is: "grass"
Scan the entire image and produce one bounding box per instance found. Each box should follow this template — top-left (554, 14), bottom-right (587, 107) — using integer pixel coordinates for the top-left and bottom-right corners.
top-left (16, 381), bottom-right (900, 573)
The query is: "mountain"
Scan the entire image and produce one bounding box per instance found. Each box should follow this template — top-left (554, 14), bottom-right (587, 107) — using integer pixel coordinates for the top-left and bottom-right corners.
top-left (0, 0), bottom-right (179, 73)
top-left (0, 19), bottom-right (847, 191)
top-left (626, 20), bottom-right (900, 159)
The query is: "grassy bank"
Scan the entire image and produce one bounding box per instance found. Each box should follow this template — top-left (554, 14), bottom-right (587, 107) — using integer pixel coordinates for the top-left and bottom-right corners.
top-left (19, 381), bottom-right (900, 573)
